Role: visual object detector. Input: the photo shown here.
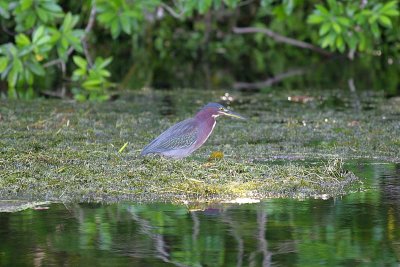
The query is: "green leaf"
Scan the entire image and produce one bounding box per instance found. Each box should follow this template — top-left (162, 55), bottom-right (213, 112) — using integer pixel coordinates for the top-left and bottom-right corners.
top-left (98, 12), bottom-right (116, 24)
top-left (25, 14), bottom-right (37, 29)
top-left (73, 56), bottom-right (87, 70)
top-left (307, 14), bottom-right (324, 24)
top-left (33, 26), bottom-right (45, 43)
top-left (96, 94), bottom-right (110, 102)
top-left (48, 28), bottom-right (61, 43)
top-left (0, 2), bottom-right (10, 19)
top-left (7, 67), bottom-right (18, 88)
top-left (97, 57), bottom-right (113, 69)
top-left (72, 68), bottom-right (86, 79)
top-left (62, 12), bottom-right (73, 30)
top-left (18, 46), bottom-right (34, 57)
top-left (1, 66), bottom-right (11, 80)
top-left (284, 0), bottom-right (295, 15)
top-left (370, 22), bottom-right (380, 38)
top-left (315, 5), bottom-right (330, 16)
top-left (26, 61), bottom-right (45, 76)
top-left (381, 1), bottom-right (398, 12)
top-left (35, 35), bottom-right (51, 46)
top-left (24, 68), bottom-right (34, 85)
top-left (358, 33), bottom-right (367, 51)
top-left (120, 14), bottom-right (131, 34)
top-left (74, 93), bottom-right (87, 102)
top-left (198, 0), bottom-right (212, 14)
top-left (57, 46), bottom-right (66, 60)
top-left (321, 36), bottom-right (331, 48)
top-left (382, 9), bottom-right (399, 16)
top-left (368, 15), bottom-right (378, 24)
top-left (13, 58), bottom-right (23, 73)
top-left (372, 3), bottom-right (383, 12)
top-left (16, 34), bottom-right (31, 47)
top-left (332, 22), bottom-right (341, 33)
top-left (70, 14), bottom-right (80, 28)
top-left (99, 69), bottom-right (111, 77)
top-left (42, 1), bottom-right (63, 13)
top-left (110, 19), bottom-right (121, 39)
top-left (65, 34), bottom-right (82, 52)
top-left (82, 78), bottom-right (102, 89)
top-left (0, 57), bottom-right (8, 72)
top-left (337, 17), bottom-right (350, 27)
top-left (327, 0), bottom-right (337, 11)
top-left (378, 15), bottom-right (392, 28)
top-left (60, 37), bottom-right (69, 49)
top-left (8, 44), bottom-right (19, 57)
top-left (321, 32), bottom-right (336, 48)
top-left (335, 35), bottom-right (345, 52)
top-left (346, 34), bottom-right (358, 50)
top-left (319, 22), bottom-right (331, 36)
top-left (36, 7), bottom-right (49, 23)
top-left (21, 0), bottom-right (33, 10)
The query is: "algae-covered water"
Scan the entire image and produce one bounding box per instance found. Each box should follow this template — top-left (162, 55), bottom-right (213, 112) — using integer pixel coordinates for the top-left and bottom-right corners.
top-left (0, 88), bottom-right (399, 265)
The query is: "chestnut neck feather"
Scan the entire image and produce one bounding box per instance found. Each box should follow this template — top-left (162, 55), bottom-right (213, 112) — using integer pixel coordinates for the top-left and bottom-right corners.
top-left (194, 108), bottom-right (217, 147)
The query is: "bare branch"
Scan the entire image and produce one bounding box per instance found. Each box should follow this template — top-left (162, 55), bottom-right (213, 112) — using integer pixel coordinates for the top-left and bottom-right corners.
top-left (234, 68), bottom-right (306, 90)
top-left (233, 27), bottom-right (332, 56)
top-left (82, 3), bottom-right (97, 66)
top-left (160, 3), bottom-right (184, 19)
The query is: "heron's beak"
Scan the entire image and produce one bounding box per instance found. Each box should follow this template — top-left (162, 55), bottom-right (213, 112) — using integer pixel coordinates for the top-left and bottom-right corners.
top-left (219, 109), bottom-right (246, 120)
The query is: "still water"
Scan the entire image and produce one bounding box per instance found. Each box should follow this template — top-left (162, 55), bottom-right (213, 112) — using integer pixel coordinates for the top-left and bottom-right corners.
top-left (0, 161), bottom-right (399, 266)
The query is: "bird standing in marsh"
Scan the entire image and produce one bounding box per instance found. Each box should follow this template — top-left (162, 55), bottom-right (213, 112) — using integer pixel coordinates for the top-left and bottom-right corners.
top-left (141, 103), bottom-right (245, 158)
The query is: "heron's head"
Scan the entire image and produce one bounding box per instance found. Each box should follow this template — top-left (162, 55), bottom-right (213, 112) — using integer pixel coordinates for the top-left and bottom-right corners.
top-left (197, 102), bottom-right (246, 120)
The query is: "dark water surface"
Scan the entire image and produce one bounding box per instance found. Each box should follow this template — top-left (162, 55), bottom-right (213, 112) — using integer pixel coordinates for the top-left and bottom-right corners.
top-left (1, 161), bottom-right (399, 266)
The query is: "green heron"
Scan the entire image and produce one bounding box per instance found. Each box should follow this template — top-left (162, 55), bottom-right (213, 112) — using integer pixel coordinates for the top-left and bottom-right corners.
top-left (141, 102), bottom-right (245, 158)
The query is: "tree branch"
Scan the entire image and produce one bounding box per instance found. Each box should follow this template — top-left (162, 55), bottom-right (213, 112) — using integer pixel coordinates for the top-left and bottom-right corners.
top-left (234, 68), bottom-right (306, 90)
top-left (233, 26), bottom-right (332, 56)
top-left (160, 3), bottom-right (184, 19)
top-left (82, 2), bottom-right (97, 66)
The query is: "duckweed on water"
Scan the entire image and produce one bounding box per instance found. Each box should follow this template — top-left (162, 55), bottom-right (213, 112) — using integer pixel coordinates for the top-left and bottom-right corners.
top-left (0, 89), bottom-right (398, 203)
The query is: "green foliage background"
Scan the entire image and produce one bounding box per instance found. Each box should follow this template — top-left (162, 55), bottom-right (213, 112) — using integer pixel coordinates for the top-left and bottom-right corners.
top-left (0, 0), bottom-right (399, 100)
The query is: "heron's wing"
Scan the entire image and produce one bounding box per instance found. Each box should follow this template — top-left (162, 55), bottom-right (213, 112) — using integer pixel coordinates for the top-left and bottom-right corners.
top-left (142, 119), bottom-right (198, 154)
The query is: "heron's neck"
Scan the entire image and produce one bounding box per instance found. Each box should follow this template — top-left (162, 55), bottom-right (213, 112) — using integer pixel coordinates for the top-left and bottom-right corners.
top-left (195, 111), bottom-right (216, 124)
top-left (194, 113), bottom-right (216, 147)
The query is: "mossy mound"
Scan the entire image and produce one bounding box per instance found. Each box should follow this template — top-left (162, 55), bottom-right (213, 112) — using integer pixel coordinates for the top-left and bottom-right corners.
top-left (1, 88), bottom-right (398, 203)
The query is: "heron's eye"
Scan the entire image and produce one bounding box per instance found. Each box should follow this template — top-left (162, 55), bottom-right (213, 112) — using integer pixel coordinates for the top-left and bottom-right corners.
top-left (219, 107), bottom-right (224, 110)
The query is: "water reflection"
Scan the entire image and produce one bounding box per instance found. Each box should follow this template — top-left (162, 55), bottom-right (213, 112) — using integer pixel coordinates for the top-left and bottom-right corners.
top-left (0, 162), bottom-right (399, 266)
